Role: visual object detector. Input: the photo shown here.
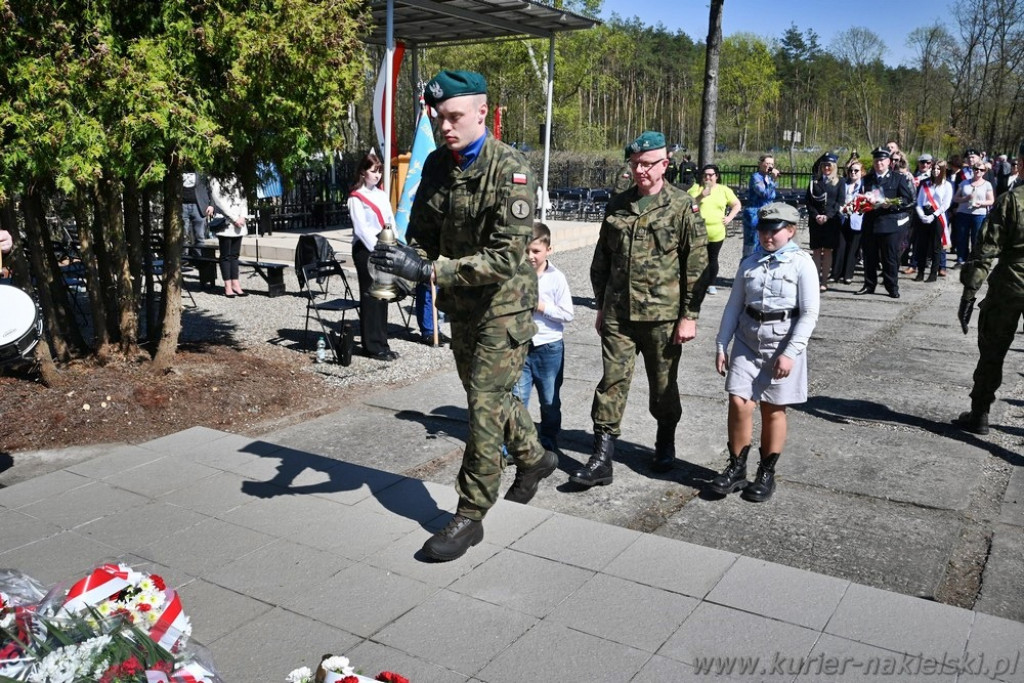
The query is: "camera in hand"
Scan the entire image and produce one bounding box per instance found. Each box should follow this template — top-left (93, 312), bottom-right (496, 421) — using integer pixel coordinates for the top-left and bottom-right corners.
top-left (921, 205), bottom-right (935, 216)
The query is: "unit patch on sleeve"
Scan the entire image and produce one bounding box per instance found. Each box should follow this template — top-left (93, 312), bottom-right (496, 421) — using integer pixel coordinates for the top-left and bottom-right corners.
top-left (510, 199), bottom-right (531, 219)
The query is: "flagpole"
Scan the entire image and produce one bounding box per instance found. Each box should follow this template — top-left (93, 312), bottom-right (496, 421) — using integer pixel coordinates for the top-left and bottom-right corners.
top-left (384, 0), bottom-right (394, 197)
top-left (541, 36), bottom-right (555, 222)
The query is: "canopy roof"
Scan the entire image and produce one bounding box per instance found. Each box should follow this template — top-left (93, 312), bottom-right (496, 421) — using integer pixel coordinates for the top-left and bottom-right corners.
top-left (364, 0), bottom-right (599, 46)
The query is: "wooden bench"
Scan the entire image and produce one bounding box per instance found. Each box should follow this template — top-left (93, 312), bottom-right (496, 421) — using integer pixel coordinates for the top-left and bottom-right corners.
top-left (183, 249), bottom-right (290, 297)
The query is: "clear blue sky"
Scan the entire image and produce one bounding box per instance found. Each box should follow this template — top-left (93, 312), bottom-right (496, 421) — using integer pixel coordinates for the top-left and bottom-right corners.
top-left (598, 0), bottom-right (950, 67)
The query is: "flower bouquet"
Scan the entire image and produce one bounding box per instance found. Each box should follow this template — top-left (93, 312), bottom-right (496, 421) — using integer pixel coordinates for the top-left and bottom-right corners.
top-left (841, 189), bottom-right (902, 215)
top-left (0, 563), bottom-right (220, 682)
top-left (286, 654), bottom-right (409, 683)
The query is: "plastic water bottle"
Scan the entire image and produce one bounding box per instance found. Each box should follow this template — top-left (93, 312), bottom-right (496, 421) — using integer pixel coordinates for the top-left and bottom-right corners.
top-left (315, 336), bottom-right (326, 364)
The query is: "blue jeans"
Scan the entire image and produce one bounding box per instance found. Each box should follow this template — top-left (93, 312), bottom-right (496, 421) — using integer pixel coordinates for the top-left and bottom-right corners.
top-left (181, 203), bottom-right (207, 255)
top-left (954, 212), bottom-right (985, 264)
top-left (415, 283), bottom-right (435, 336)
top-left (513, 339), bottom-right (564, 451)
top-left (741, 208), bottom-right (759, 258)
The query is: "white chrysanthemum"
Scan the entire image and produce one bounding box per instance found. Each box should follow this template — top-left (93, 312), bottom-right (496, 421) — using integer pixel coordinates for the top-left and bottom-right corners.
top-left (321, 656), bottom-right (354, 675)
top-left (286, 666), bottom-right (313, 683)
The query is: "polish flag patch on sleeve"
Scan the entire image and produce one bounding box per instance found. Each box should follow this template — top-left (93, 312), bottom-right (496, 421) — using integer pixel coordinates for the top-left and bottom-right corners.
top-left (512, 172), bottom-right (528, 185)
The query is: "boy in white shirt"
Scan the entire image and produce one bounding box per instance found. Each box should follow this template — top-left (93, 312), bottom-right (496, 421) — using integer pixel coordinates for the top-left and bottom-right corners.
top-left (513, 223), bottom-right (575, 451)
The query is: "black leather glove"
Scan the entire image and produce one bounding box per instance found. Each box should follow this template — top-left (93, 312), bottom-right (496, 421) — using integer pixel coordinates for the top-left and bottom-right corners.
top-left (369, 242), bottom-right (433, 284)
top-left (957, 297), bottom-right (976, 335)
top-left (921, 204), bottom-right (935, 216)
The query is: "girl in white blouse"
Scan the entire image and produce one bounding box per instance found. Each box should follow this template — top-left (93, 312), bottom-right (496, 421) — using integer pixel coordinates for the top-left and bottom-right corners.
top-left (347, 154), bottom-right (398, 361)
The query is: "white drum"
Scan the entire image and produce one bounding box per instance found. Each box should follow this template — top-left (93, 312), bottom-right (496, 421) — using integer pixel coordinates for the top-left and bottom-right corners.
top-left (0, 284), bottom-right (42, 364)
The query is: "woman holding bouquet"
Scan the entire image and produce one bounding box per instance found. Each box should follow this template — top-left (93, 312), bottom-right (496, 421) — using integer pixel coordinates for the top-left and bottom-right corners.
top-left (832, 161), bottom-right (865, 284)
top-left (913, 160), bottom-right (953, 282)
top-left (805, 153), bottom-right (845, 291)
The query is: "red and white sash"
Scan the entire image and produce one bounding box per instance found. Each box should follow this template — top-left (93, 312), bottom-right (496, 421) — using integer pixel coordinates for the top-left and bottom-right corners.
top-left (349, 190), bottom-right (386, 230)
top-left (922, 183), bottom-right (950, 247)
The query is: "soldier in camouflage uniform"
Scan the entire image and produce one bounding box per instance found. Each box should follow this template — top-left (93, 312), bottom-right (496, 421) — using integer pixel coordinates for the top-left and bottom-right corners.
top-left (571, 131), bottom-right (709, 487)
top-left (371, 70), bottom-right (557, 561)
top-left (953, 143), bottom-right (1024, 436)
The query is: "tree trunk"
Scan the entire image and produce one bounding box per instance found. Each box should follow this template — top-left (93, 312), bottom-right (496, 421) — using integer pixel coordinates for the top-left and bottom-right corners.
top-left (73, 193), bottom-right (111, 356)
top-left (699, 0), bottom-right (724, 167)
top-left (95, 171), bottom-right (139, 356)
top-left (20, 189), bottom-right (73, 367)
top-left (152, 159), bottom-right (184, 372)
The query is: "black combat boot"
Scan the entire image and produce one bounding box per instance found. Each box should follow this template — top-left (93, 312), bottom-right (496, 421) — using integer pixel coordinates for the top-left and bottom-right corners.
top-left (741, 450), bottom-right (780, 502)
top-left (708, 444), bottom-right (750, 495)
top-left (504, 449), bottom-right (558, 504)
top-left (953, 409), bottom-right (990, 435)
top-left (651, 422), bottom-right (677, 473)
top-left (569, 433), bottom-right (615, 487)
top-left (422, 514), bottom-right (484, 561)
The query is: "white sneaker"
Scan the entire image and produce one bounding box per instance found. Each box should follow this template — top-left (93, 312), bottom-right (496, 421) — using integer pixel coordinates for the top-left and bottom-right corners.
top-left (707, 286), bottom-right (717, 295)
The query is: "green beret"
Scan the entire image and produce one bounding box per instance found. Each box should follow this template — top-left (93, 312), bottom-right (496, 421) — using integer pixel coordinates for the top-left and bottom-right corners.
top-left (424, 70), bottom-right (488, 107)
top-left (627, 131), bottom-right (666, 155)
top-left (758, 202), bottom-right (800, 230)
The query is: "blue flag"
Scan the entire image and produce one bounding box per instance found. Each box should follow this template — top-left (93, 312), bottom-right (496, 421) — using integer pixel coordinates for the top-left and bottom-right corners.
top-left (395, 107), bottom-right (436, 243)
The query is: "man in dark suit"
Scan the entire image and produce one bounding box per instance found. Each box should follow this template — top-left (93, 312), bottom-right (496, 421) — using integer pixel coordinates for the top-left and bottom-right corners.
top-left (855, 147), bottom-right (916, 298)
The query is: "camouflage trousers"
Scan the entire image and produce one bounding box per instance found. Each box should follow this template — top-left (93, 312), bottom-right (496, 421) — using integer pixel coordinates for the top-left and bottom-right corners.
top-left (969, 293), bottom-right (1024, 411)
top-left (451, 311), bottom-right (544, 521)
top-left (591, 314), bottom-right (682, 437)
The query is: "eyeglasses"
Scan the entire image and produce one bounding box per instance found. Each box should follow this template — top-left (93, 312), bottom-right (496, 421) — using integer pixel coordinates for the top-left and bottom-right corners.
top-left (848, 168), bottom-right (862, 173)
top-left (703, 172), bottom-right (716, 177)
top-left (628, 158), bottom-right (667, 172)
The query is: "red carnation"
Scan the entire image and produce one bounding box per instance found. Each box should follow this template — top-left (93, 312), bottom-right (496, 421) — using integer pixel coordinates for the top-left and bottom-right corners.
top-left (377, 672), bottom-right (410, 683)
top-left (341, 677), bottom-right (360, 683)
top-left (151, 574), bottom-right (167, 591)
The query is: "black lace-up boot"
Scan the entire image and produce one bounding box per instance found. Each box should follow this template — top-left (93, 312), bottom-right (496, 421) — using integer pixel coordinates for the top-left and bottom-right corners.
top-left (422, 514), bottom-right (484, 561)
top-left (569, 433), bottom-right (615, 487)
top-left (741, 450), bottom-right (780, 502)
top-left (708, 444), bottom-right (750, 495)
top-left (651, 422), bottom-right (677, 473)
top-left (505, 450), bottom-right (558, 504)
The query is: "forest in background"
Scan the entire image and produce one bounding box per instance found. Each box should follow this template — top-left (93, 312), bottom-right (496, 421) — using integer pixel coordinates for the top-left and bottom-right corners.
top-left (351, 0), bottom-right (1024, 162)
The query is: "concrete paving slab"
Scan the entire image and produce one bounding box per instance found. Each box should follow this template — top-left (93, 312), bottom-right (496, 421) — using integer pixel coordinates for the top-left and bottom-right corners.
top-left (546, 572), bottom-right (699, 652)
top-left (998, 466), bottom-right (1024, 527)
top-left (101, 456), bottom-right (222, 497)
top-left (133, 516), bottom-right (276, 576)
top-left (283, 561), bottom-right (437, 638)
top-left (364, 531), bottom-right (503, 588)
top-left (0, 509), bottom-right (62, 553)
top-left (660, 484), bottom-right (959, 598)
top-left (632, 655), bottom-right (709, 683)
top-left (374, 589), bottom-right (536, 676)
top-left (0, 530), bottom-right (119, 585)
top-left (476, 619), bottom-right (651, 682)
top-left (175, 578), bottom-right (275, 643)
top-left (207, 606), bottom-right (363, 681)
top-left (0, 469), bottom-right (93, 509)
top-left (705, 555), bottom-right (849, 631)
top-left (782, 419), bottom-right (986, 510)
top-left (448, 548), bottom-right (593, 617)
top-left (137, 425), bottom-right (235, 454)
top-left (974, 524), bottom-right (1024, 622)
top-left (178, 433), bottom-right (280, 471)
top-left (264, 407), bottom-right (466, 474)
top-left (963, 611), bottom-right (1024, 683)
top-left (17, 481), bottom-right (150, 530)
top-left (157, 470), bottom-right (261, 516)
top-left (604, 533), bottom-right (738, 598)
top-left (825, 582), bottom-right (972, 655)
top-left (63, 443), bottom-right (166, 480)
top-left (352, 476), bottom-right (458, 527)
top-left (510, 512), bottom-right (640, 571)
top-left (201, 538), bottom-right (350, 605)
top-left (795, 632), bottom-right (957, 683)
top-left (75, 500), bottom-right (208, 552)
top-left (657, 601), bottom-right (820, 677)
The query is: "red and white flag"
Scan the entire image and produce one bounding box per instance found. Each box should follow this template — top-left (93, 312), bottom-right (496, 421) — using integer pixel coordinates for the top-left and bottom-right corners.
top-left (373, 42), bottom-right (405, 157)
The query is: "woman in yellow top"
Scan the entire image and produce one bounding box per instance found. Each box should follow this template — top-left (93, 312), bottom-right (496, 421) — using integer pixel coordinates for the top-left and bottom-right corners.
top-left (689, 164), bottom-right (742, 294)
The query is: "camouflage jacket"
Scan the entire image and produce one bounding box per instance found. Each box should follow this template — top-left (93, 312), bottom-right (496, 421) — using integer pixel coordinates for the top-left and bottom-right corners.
top-left (961, 185), bottom-right (1024, 300)
top-left (407, 135), bottom-right (538, 325)
top-left (591, 182), bottom-right (709, 321)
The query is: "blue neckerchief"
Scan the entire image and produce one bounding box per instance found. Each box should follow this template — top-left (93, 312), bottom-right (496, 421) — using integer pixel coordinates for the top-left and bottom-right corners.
top-left (757, 240), bottom-right (801, 263)
top-left (454, 130), bottom-right (488, 169)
